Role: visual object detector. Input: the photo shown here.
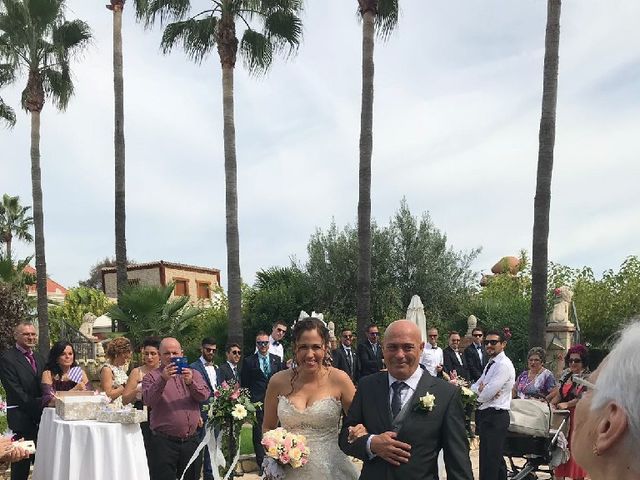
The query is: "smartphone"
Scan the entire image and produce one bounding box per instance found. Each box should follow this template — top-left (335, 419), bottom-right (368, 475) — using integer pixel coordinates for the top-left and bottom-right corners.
top-left (170, 356), bottom-right (188, 374)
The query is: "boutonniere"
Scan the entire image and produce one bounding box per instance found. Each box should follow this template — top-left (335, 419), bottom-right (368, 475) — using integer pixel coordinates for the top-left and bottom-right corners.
top-left (416, 392), bottom-right (436, 412)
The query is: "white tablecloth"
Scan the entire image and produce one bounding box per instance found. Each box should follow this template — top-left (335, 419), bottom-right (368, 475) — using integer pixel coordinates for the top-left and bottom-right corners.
top-left (33, 407), bottom-right (150, 480)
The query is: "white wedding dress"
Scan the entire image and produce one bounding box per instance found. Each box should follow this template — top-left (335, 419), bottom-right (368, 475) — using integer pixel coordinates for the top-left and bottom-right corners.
top-left (277, 396), bottom-right (359, 480)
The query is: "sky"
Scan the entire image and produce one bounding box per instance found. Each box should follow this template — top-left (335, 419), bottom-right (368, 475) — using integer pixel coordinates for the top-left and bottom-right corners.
top-left (2, 0), bottom-right (639, 292)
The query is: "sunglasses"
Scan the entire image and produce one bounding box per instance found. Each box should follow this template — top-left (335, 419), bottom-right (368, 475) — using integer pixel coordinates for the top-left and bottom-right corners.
top-left (473, 333), bottom-right (483, 337)
top-left (484, 339), bottom-right (500, 346)
top-left (203, 347), bottom-right (217, 353)
top-left (230, 350), bottom-right (241, 355)
top-left (276, 327), bottom-right (287, 334)
top-left (568, 358), bottom-right (583, 364)
top-left (256, 341), bottom-right (269, 347)
top-left (428, 334), bottom-right (438, 338)
top-left (342, 335), bottom-right (353, 339)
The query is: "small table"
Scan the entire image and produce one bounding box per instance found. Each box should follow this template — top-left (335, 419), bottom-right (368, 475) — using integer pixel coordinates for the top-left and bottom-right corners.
top-left (33, 407), bottom-right (150, 480)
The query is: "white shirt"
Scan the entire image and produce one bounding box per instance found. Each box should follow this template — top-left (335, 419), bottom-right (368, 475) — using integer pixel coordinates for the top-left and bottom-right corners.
top-left (472, 343), bottom-right (484, 363)
top-left (226, 360), bottom-right (239, 379)
top-left (268, 335), bottom-right (284, 361)
top-left (420, 344), bottom-right (444, 376)
top-left (199, 356), bottom-right (217, 389)
top-left (471, 351), bottom-right (515, 411)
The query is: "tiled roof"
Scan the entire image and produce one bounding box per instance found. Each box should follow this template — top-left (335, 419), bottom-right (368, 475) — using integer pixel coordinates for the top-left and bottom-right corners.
top-left (101, 260), bottom-right (220, 275)
top-left (23, 265), bottom-right (68, 296)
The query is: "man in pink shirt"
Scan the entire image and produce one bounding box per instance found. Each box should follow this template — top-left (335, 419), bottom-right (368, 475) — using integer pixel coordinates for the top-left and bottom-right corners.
top-left (143, 337), bottom-right (210, 480)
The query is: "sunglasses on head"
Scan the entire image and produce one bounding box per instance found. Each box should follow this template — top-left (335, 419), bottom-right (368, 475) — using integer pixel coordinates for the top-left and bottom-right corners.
top-left (256, 341), bottom-right (269, 347)
top-left (484, 339), bottom-right (500, 346)
top-left (569, 358), bottom-right (582, 364)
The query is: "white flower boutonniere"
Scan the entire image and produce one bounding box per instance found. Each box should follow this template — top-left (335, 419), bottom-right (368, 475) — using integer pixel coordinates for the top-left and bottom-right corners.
top-left (417, 392), bottom-right (436, 412)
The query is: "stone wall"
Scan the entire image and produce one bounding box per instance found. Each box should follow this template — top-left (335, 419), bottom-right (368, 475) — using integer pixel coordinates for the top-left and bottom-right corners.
top-left (103, 267), bottom-right (162, 299)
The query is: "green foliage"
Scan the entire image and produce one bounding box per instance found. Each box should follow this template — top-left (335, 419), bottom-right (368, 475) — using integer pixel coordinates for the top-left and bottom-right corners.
top-left (0, 62), bottom-right (16, 127)
top-left (0, 281), bottom-right (31, 352)
top-left (108, 283), bottom-right (203, 349)
top-left (0, 193), bottom-right (33, 258)
top-left (49, 287), bottom-right (111, 341)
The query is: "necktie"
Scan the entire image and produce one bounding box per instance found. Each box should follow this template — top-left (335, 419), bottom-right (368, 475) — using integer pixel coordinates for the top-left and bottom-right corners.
top-left (232, 366), bottom-right (238, 380)
top-left (261, 356), bottom-right (270, 377)
top-left (24, 350), bottom-right (36, 373)
top-left (484, 360), bottom-right (495, 376)
top-left (345, 348), bottom-right (353, 375)
top-left (391, 381), bottom-right (406, 418)
top-left (273, 341), bottom-right (280, 347)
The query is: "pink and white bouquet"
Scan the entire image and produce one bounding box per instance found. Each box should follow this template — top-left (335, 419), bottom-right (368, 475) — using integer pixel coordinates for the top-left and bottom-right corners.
top-left (261, 427), bottom-right (310, 479)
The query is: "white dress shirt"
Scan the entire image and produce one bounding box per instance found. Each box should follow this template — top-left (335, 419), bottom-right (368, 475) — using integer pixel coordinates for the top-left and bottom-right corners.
top-left (471, 351), bottom-right (515, 410)
top-left (473, 343), bottom-right (484, 363)
top-left (226, 360), bottom-right (239, 380)
top-left (268, 335), bottom-right (284, 361)
top-left (420, 344), bottom-right (444, 376)
top-left (199, 356), bottom-right (217, 389)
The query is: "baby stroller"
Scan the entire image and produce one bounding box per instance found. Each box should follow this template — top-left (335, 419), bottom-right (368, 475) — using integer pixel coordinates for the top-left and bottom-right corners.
top-left (504, 398), bottom-right (570, 479)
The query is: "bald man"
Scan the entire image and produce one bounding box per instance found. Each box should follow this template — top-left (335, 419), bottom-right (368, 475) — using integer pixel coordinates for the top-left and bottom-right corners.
top-left (142, 337), bottom-right (210, 480)
top-left (339, 320), bottom-right (473, 480)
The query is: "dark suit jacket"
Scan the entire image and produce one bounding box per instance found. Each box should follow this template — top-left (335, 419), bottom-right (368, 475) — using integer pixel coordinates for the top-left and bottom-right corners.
top-left (443, 347), bottom-right (470, 382)
top-left (216, 362), bottom-right (240, 386)
top-left (240, 353), bottom-right (283, 404)
top-left (463, 343), bottom-right (487, 383)
top-left (357, 341), bottom-right (383, 378)
top-left (332, 345), bottom-right (360, 384)
top-left (339, 370), bottom-right (473, 480)
top-left (189, 359), bottom-right (216, 422)
top-left (0, 347), bottom-right (46, 435)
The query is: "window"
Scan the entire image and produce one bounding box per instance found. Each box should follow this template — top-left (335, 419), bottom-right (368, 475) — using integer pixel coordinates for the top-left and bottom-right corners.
top-left (174, 279), bottom-right (189, 296)
top-left (197, 282), bottom-right (211, 300)
top-left (127, 279), bottom-right (140, 286)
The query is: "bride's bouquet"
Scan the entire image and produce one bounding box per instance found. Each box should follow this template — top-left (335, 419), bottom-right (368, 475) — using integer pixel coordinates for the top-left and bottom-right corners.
top-left (261, 427), bottom-right (310, 479)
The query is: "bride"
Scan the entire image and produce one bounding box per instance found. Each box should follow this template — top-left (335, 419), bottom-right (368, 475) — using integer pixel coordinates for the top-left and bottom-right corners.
top-left (262, 316), bottom-right (360, 479)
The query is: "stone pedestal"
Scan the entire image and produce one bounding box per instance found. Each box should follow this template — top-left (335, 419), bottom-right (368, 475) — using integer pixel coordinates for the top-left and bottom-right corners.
top-left (545, 322), bottom-right (576, 378)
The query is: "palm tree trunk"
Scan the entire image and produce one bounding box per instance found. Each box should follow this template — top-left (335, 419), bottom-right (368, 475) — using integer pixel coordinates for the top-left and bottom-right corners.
top-left (5, 236), bottom-right (12, 260)
top-left (357, 9), bottom-right (375, 338)
top-left (530, 0), bottom-right (561, 349)
top-left (30, 110), bottom-right (50, 356)
top-left (112, 2), bottom-right (128, 325)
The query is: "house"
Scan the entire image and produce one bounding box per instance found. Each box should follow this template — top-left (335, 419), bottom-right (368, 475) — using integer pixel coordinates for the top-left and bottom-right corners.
top-left (23, 265), bottom-right (68, 302)
top-left (101, 260), bottom-right (221, 303)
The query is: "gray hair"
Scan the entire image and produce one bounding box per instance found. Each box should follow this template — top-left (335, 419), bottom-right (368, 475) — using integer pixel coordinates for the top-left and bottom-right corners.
top-left (591, 319), bottom-right (640, 472)
top-left (527, 346), bottom-right (546, 363)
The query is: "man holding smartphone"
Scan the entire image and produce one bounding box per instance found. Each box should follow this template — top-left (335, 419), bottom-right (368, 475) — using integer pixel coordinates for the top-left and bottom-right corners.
top-left (143, 337), bottom-right (210, 480)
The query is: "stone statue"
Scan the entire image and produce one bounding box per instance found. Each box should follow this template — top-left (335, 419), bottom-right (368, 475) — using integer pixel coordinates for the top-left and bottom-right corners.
top-left (548, 286), bottom-right (574, 325)
top-left (327, 321), bottom-right (336, 341)
top-left (466, 315), bottom-right (478, 337)
top-left (79, 313), bottom-right (97, 339)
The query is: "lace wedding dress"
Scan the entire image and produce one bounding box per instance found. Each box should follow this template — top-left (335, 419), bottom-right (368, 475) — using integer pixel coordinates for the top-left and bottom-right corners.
top-left (277, 396), bottom-right (359, 480)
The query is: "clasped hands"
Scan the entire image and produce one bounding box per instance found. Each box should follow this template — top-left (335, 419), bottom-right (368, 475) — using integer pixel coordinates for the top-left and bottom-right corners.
top-left (347, 425), bottom-right (411, 466)
top-left (0, 437), bottom-right (31, 462)
top-left (161, 364), bottom-right (194, 385)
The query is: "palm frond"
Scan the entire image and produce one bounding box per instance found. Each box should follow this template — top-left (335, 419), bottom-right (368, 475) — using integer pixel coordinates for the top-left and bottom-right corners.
top-left (239, 28), bottom-right (273, 75)
top-left (42, 65), bottom-right (72, 110)
top-left (52, 19), bottom-right (92, 52)
top-left (263, 10), bottom-right (302, 54)
top-left (0, 96), bottom-right (15, 127)
top-left (25, 0), bottom-right (62, 34)
top-left (375, 0), bottom-right (399, 39)
top-left (144, 0), bottom-right (191, 26)
top-left (132, 0), bottom-right (150, 20)
top-left (160, 16), bottom-right (218, 62)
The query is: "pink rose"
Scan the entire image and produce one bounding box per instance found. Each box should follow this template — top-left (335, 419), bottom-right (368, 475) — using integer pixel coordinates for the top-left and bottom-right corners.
top-left (279, 454), bottom-right (290, 464)
top-left (230, 390), bottom-right (240, 400)
top-left (221, 381), bottom-right (229, 389)
top-left (214, 390), bottom-right (221, 398)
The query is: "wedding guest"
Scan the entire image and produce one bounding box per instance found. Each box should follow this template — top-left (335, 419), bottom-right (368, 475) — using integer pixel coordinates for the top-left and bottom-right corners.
top-left (268, 320), bottom-right (287, 361)
top-left (100, 336), bottom-right (132, 404)
top-left (143, 337), bottom-right (210, 480)
top-left (463, 327), bottom-right (486, 383)
top-left (357, 323), bottom-right (384, 378)
top-left (217, 343), bottom-right (242, 385)
top-left (549, 345), bottom-right (590, 480)
top-left (122, 337), bottom-right (160, 473)
top-left (332, 328), bottom-right (360, 384)
top-left (0, 321), bottom-right (45, 480)
top-left (190, 337), bottom-right (218, 480)
top-left (572, 320), bottom-right (640, 480)
top-left (241, 331), bottom-right (284, 475)
top-left (471, 330), bottom-right (515, 480)
top-left (513, 347), bottom-right (556, 399)
top-left (41, 341), bottom-right (90, 406)
top-left (443, 331), bottom-right (470, 381)
top-left (419, 328), bottom-right (444, 377)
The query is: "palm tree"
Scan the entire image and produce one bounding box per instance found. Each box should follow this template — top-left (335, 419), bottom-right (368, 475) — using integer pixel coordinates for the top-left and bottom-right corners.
top-left (0, 0), bottom-right (92, 355)
top-left (0, 193), bottom-right (34, 259)
top-left (529, 0), bottom-right (561, 349)
top-left (0, 62), bottom-right (15, 126)
top-left (142, 0), bottom-right (303, 346)
top-left (356, 0), bottom-right (398, 337)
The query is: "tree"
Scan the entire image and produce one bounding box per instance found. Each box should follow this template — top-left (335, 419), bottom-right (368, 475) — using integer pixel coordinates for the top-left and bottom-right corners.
top-left (0, 0), bottom-right (92, 356)
top-left (108, 283), bottom-right (203, 348)
top-left (0, 62), bottom-right (15, 126)
top-left (0, 256), bottom-right (34, 352)
top-left (529, 0), bottom-right (561, 349)
top-left (142, 0), bottom-right (303, 347)
top-left (0, 193), bottom-right (33, 259)
top-left (49, 286), bottom-right (112, 340)
top-left (79, 256), bottom-right (117, 290)
top-left (356, 0), bottom-right (399, 339)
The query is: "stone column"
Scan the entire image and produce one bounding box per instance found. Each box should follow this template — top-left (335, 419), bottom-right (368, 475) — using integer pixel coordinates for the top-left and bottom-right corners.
top-left (545, 323), bottom-right (576, 378)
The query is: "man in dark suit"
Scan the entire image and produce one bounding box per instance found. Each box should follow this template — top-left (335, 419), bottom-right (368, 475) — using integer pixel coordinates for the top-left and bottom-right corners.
top-left (463, 327), bottom-right (487, 383)
top-left (339, 320), bottom-right (473, 480)
top-left (0, 321), bottom-right (45, 480)
top-left (241, 331), bottom-right (284, 474)
top-left (189, 337), bottom-right (218, 480)
top-left (216, 343), bottom-right (242, 385)
top-left (332, 328), bottom-right (360, 384)
top-left (442, 331), bottom-right (470, 381)
top-left (357, 324), bottom-right (384, 379)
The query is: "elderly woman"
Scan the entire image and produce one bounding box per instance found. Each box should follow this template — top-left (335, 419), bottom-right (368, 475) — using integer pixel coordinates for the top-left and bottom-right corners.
top-left (572, 320), bottom-right (640, 480)
top-left (41, 341), bottom-right (90, 406)
top-left (549, 344), bottom-right (590, 480)
top-left (513, 347), bottom-right (556, 399)
top-left (100, 337), bottom-right (132, 404)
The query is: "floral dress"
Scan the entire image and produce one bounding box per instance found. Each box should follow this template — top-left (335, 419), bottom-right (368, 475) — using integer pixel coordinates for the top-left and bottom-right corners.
top-left (102, 363), bottom-right (128, 407)
top-left (515, 368), bottom-right (556, 399)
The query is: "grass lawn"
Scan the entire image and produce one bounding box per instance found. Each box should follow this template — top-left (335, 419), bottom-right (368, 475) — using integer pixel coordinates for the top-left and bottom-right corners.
top-left (240, 424), bottom-right (254, 455)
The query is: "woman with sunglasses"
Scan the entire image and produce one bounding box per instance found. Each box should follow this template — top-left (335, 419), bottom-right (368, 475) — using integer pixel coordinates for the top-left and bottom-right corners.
top-left (549, 344), bottom-right (590, 480)
top-left (512, 347), bottom-right (556, 399)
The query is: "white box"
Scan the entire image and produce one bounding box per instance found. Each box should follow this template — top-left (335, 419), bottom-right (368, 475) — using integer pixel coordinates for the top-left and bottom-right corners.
top-left (54, 392), bottom-right (109, 421)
